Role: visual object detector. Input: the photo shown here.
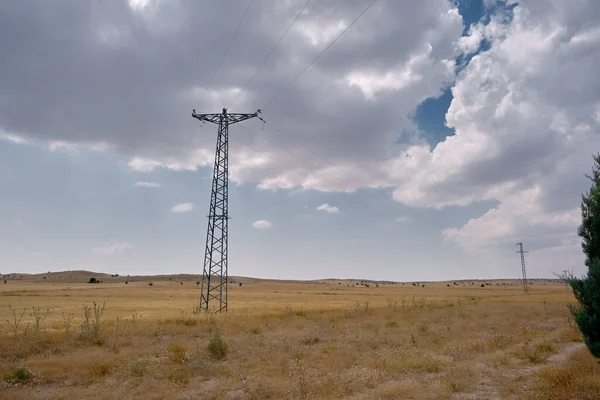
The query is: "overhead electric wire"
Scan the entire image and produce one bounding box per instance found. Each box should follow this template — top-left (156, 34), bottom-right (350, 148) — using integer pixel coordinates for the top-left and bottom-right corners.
top-left (195, 0), bottom-right (255, 109)
top-left (262, 0), bottom-right (379, 110)
top-left (217, 0), bottom-right (464, 240)
top-left (230, 0), bottom-right (313, 107)
top-left (240, 0), bottom-right (453, 235)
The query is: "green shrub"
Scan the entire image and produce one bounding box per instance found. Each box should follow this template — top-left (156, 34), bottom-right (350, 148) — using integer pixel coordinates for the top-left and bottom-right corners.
top-left (208, 330), bottom-right (228, 360)
top-left (4, 366), bottom-right (32, 384)
top-left (570, 153), bottom-right (600, 359)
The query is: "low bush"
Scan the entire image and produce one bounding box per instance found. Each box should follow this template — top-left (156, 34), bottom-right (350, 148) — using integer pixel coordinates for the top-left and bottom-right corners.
top-left (208, 330), bottom-right (228, 360)
top-left (3, 366), bottom-right (32, 384)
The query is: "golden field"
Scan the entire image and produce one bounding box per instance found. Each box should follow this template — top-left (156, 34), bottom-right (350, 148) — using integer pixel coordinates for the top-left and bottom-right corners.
top-left (0, 271), bottom-right (598, 399)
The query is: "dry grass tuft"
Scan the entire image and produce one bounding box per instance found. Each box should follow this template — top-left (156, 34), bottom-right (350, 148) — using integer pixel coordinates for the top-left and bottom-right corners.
top-left (530, 348), bottom-right (600, 400)
top-left (89, 360), bottom-right (113, 379)
top-left (167, 342), bottom-right (188, 364)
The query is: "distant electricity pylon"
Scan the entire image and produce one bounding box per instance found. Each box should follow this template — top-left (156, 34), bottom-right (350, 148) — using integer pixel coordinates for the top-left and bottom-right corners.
top-left (516, 242), bottom-right (528, 294)
top-left (192, 108), bottom-right (262, 312)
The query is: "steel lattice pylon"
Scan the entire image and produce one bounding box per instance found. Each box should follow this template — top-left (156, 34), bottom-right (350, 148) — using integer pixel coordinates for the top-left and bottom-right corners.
top-left (516, 242), bottom-right (529, 294)
top-left (192, 108), bottom-right (261, 312)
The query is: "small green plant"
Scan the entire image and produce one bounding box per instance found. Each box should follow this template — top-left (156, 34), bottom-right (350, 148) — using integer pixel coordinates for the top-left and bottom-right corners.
top-left (3, 366), bottom-right (32, 384)
top-left (208, 330), bottom-right (228, 360)
top-left (250, 327), bottom-right (261, 335)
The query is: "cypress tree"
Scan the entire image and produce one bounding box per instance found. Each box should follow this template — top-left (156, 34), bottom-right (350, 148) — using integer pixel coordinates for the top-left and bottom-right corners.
top-left (570, 153), bottom-right (600, 358)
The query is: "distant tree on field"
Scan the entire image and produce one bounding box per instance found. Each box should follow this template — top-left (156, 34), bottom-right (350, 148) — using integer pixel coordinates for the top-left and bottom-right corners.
top-left (88, 277), bottom-right (97, 284)
top-left (569, 153), bottom-right (600, 359)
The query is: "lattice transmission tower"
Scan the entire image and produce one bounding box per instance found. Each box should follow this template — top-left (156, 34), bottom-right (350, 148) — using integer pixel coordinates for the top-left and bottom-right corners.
top-left (192, 108), bottom-right (261, 312)
top-left (516, 242), bottom-right (529, 294)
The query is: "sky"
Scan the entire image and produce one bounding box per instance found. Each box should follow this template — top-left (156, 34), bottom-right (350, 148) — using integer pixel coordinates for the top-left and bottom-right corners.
top-left (1, 0), bottom-right (599, 281)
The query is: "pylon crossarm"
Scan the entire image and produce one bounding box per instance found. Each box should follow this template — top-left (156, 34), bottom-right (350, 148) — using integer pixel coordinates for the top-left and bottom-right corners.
top-left (191, 110), bottom-right (260, 125)
top-left (227, 112), bottom-right (261, 125)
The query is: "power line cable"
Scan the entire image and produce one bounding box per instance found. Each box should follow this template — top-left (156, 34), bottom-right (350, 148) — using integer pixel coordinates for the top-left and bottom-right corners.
top-left (230, 0), bottom-right (313, 107)
top-left (262, 0), bottom-right (378, 110)
top-left (197, 0), bottom-right (471, 244)
top-left (241, 0), bottom-right (467, 239)
top-left (195, 0), bottom-right (255, 109)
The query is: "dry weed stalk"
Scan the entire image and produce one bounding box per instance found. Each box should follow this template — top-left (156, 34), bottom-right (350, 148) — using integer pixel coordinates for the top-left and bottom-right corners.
top-left (6, 304), bottom-right (26, 340)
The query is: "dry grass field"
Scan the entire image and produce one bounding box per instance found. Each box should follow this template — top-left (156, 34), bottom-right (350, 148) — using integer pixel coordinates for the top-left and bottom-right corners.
top-left (0, 271), bottom-right (599, 399)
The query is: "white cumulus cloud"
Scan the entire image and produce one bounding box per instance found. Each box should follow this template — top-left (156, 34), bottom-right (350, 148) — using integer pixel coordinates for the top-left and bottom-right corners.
top-left (252, 220), bottom-right (273, 229)
top-left (134, 181), bottom-right (161, 188)
top-left (384, 0), bottom-right (600, 263)
top-left (171, 203), bottom-right (193, 213)
top-left (317, 203), bottom-right (340, 214)
top-left (91, 242), bottom-right (132, 255)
